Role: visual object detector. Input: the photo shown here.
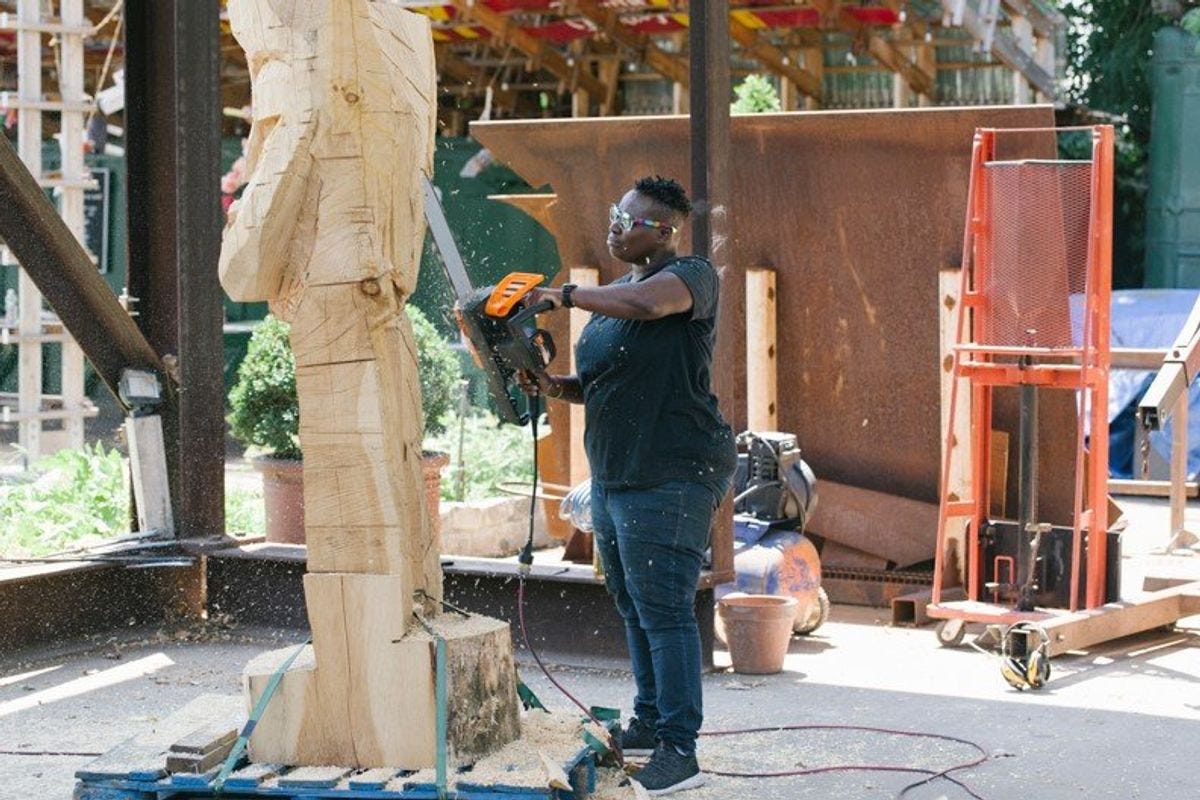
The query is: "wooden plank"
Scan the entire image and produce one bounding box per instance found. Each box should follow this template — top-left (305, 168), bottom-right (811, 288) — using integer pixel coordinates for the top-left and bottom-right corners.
top-left (224, 762), bottom-right (282, 790)
top-left (170, 724), bottom-right (238, 756)
top-left (729, 16), bottom-right (822, 99)
top-left (808, 479), bottom-right (939, 568)
top-left (127, 414), bottom-right (176, 535)
top-left (348, 768), bottom-right (402, 790)
top-left (1109, 479), bottom-right (1199, 498)
top-left (58, 0), bottom-right (87, 449)
top-left (277, 766), bottom-right (352, 789)
top-left (1009, 14), bottom-right (1035, 105)
top-left (746, 267), bottom-right (777, 432)
top-left (1040, 585), bottom-right (1200, 657)
top-left (0, 129), bottom-right (162, 408)
top-left (165, 739), bottom-right (234, 774)
top-left (15, 0), bottom-right (42, 461)
top-left (447, 0), bottom-right (606, 98)
top-left (802, 48), bottom-right (823, 110)
top-left (573, 0), bottom-right (688, 85)
top-left (939, 268), bottom-right (972, 581)
top-left (75, 695), bottom-right (244, 782)
top-left (942, 0), bottom-right (1055, 97)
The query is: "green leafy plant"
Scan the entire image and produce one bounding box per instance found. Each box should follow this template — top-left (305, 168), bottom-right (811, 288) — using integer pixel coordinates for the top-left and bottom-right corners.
top-left (226, 309), bottom-right (462, 460)
top-left (0, 442), bottom-right (128, 557)
top-left (731, 74), bottom-right (782, 114)
top-left (225, 483), bottom-right (266, 537)
top-left (1183, 7), bottom-right (1200, 43)
top-left (409, 305), bottom-right (461, 437)
top-left (227, 315), bottom-right (301, 460)
top-left (425, 410), bottom-right (535, 502)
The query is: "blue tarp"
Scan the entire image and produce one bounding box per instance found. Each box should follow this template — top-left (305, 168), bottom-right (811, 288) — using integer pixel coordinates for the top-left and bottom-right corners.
top-left (1071, 289), bottom-right (1200, 479)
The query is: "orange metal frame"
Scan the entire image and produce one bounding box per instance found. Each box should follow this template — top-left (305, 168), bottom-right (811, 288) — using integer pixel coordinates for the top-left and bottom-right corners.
top-left (930, 126), bottom-right (1114, 622)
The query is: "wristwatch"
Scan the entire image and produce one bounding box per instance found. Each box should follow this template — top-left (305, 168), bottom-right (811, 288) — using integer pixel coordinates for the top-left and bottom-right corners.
top-left (561, 283), bottom-right (577, 309)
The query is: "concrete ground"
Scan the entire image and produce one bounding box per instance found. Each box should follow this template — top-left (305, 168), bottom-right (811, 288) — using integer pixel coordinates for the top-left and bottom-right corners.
top-left (1, 497), bottom-right (1198, 800)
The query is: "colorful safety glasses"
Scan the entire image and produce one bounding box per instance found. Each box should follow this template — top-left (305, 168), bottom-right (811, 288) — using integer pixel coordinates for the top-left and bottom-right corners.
top-left (609, 204), bottom-right (678, 234)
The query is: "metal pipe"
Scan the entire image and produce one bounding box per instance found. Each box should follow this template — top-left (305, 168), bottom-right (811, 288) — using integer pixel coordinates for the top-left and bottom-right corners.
top-left (1016, 349), bottom-right (1039, 611)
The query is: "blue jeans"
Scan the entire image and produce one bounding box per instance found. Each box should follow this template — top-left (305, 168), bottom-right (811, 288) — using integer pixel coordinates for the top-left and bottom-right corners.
top-left (591, 480), bottom-right (722, 756)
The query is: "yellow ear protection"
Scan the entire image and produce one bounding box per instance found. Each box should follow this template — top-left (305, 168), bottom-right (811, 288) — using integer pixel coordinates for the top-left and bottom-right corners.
top-left (1000, 621), bottom-right (1051, 691)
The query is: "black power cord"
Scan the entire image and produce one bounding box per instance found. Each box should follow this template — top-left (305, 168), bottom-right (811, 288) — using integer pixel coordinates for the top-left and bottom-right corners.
top-left (514, 388), bottom-right (623, 765)
top-left (512, 389), bottom-right (990, 797)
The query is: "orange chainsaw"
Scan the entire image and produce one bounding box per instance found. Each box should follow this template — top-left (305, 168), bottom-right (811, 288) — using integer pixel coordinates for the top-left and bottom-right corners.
top-left (421, 175), bottom-right (557, 425)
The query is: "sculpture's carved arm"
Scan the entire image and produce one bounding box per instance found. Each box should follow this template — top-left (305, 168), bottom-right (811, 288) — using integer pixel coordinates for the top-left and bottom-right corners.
top-left (219, 111), bottom-right (316, 302)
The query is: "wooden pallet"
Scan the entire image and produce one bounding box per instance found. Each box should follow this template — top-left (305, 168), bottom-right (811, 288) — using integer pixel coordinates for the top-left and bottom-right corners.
top-left (73, 695), bottom-right (600, 800)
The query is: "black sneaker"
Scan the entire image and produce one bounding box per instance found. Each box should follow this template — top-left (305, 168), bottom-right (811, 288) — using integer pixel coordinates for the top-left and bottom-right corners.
top-left (631, 742), bottom-right (706, 796)
top-left (617, 717), bottom-right (658, 757)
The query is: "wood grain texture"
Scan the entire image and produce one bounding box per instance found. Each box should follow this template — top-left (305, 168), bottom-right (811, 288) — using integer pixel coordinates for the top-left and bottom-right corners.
top-left (223, 0), bottom-right (518, 769)
top-left (245, 612), bottom-right (520, 769)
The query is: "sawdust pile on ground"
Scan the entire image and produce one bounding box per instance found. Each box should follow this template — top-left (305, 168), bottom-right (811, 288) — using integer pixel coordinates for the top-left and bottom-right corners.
top-left (405, 709), bottom-right (607, 789)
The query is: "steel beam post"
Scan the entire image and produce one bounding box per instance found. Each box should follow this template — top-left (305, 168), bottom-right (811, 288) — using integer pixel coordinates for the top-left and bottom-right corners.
top-left (124, 0), bottom-right (225, 538)
top-left (690, 0), bottom-right (737, 582)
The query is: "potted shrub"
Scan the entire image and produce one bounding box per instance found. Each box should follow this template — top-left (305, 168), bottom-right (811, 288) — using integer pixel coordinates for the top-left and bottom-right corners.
top-left (228, 309), bottom-right (461, 544)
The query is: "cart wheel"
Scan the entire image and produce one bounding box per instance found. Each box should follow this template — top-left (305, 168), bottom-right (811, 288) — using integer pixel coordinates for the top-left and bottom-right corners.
top-left (795, 587), bottom-right (831, 635)
top-left (936, 619), bottom-right (967, 648)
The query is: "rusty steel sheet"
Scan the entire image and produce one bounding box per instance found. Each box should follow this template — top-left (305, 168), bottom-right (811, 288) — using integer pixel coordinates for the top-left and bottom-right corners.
top-left (473, 106), bottom-right (1079, 540)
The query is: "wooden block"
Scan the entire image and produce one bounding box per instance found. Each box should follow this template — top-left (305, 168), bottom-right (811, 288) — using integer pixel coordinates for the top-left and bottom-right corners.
top-left (746, 267), bottom-right (778, 432)
top-left (278, 766), bottom-right (352, 789)
top-left (126, 413), bottom-right (175, 535)
top-left (170, 768), bottom-right (222, 788)
top-left (224, 762), bottom-right (282, 790)
top-left (807, 480), bottom-right (939, 568)
top-left (306, 526), bottom-right (406, 574)
top-left (540, 751), bottom-right (572, 790)
top-left (295, 360), bottom-right (389, 436)
top-left (244, 613), bottom-right (520, 769)
top-left (76, 695), bottom-right (244, 782)
top-left (166, 740), bottom-right (234, 774)
top-left (348, 768), bottom-right (402, 790)
top-left (170, 724), bottom-right (237, 756)
top-left (288, 282), bottom-right (403, 368)
top-left (244, 645), bottom-right (354, 766)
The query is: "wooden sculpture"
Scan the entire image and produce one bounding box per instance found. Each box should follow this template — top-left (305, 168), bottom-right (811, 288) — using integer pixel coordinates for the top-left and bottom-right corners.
top-left (220, 0), bottom-right (519, 768)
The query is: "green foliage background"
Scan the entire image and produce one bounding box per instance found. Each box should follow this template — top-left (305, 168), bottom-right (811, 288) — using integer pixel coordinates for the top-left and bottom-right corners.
top-left (1059, 0), bottom-right (1195, 287)
top-left (226, 308), bottom-right (463, 460)
top-left (731, 74), bottom-right (782, 114)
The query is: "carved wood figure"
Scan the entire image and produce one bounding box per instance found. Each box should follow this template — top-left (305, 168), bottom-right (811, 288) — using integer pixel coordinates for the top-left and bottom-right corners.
top-left (220, 0), bottom-right (519, 768)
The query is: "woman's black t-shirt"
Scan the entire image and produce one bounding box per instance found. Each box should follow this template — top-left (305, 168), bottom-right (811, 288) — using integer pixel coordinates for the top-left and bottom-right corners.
top-left (574, 256), bottom-right (737, 497)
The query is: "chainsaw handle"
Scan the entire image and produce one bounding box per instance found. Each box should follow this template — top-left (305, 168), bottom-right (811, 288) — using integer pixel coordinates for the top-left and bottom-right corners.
top-left (507, 298), bottom-right (557, 327)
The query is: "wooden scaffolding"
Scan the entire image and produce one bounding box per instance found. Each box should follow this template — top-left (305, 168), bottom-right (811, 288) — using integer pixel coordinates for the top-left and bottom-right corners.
top-left (1, 0), bottom-right (101, 463)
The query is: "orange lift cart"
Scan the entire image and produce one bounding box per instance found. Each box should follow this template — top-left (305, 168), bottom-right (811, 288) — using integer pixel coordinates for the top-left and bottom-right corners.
top-left (928, 126), bottom-right (1124, 676)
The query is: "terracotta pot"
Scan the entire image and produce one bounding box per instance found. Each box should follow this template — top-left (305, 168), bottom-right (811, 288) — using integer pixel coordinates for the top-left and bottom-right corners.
top-left (423, 451), bottom-right (449, 539)
top-left (254, 457), bottom-right (305, 545)
top-left (717, 594), bottom-right (798, 675)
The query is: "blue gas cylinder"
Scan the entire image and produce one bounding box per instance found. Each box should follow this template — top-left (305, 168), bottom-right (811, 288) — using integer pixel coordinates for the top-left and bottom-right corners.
top-left (717, 520), bottom-right (824, 634)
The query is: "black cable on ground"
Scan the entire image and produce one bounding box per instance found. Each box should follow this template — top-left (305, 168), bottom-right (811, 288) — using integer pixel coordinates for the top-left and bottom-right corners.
top-left (515, 390), bottom-right (624, 767)
top-left (698, 724), bottom-right (990, 799)
top-left (0, 750), bottom-right (104, 757)
top-left (513, 391), bottom-right (988, 795)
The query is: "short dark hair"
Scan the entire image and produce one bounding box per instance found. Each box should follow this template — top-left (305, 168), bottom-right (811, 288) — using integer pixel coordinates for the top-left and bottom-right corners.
top-left (634, 175), bottom-right (691, 217)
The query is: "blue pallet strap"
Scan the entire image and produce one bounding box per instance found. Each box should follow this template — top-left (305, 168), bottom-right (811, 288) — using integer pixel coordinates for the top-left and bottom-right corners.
top-left (435, 635), bottom-right (449, 800)
top-left (212, 638), bottom-right (311, 794)
top-left (517, 679), bottom-right (546, 711)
